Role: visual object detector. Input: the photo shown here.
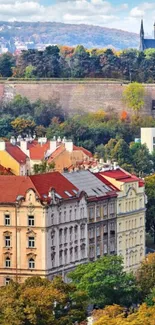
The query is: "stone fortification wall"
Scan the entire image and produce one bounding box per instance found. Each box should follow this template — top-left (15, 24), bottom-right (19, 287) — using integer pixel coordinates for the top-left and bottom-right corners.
top-left (0, 81), bottom-right (155, 116)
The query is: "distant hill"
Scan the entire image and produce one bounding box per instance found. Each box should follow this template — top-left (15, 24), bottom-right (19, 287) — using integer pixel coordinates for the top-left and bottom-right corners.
top-left (0, 21), bottom-right (139, 51)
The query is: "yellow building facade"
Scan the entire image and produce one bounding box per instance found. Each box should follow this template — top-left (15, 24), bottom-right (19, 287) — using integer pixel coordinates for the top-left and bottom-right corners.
top-left (99, 168), bottom-right (146, 271)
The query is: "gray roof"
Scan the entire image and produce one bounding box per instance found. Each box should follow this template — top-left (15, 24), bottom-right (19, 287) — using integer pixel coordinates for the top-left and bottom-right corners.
top-left (63, 170), bottom-right (111, 197)
top-left (143, 38), bottom-right (155, 49)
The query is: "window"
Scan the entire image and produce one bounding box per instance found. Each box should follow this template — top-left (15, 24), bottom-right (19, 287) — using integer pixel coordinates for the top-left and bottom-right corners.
top-left (69, 209), bottom-right (72, 221)
top-left (119, 222), bottom-right (121, 231)
top-left (140, 217), bottom-right (143, 226)
top-left (103, 204), bottom-right (107, 217)
top-left (81, 244), bottom-right (85, 258)
top-left (75, 225), bottom-right (78, 240)
top-left (118, 203), bottom-right (121, 213)
top-left (51, 213), bottom-right (54, 224)
top-left (89, 228), bottom-right (94, 239)
top-left (96, 226), bottom-right (100, 237)
top-left (110, 203), bottom-right (114, 214)
top-left (75, 246), bottom-right (78, 260)
top-left (5, 214), bottom-right (10, 226)
top-left (5, 257), bottom-right (11, 268)
top-left (70, 248), bottom-right (73, 262)
top-left (59, 210), bottom-right (62, 223)
top-left (70, 227), bottom-right (73, 241)
top-left (28, 258), bottom-right (35, 269)
top-left (110, 241), bottom-right (115, 253)
top-left (64, 210), bottom-right (66, 222)
top-left (59, 229), bottom-right (63, 244)
top-left (81, 224), bottom-right (85, 238)
top-left (96, 206), bottom-right (100, 218)
top-left (103, 243), bottom-right (107, 254)
top-left (5, 277), bottom-right (10, 285)
top-left (28, 215), bottom-right (34, 226)
top-left (59, 250), bottom-right (63, 265)
top-left (103, 224), bottom-right (108, 234)
top-left (51, 230), bottom-right (55, 246)
top-left (89, 207), bottom-right (94, 220)
top-left (51, 253), bottom-right (55, 267)
top-left (64, 228), bottom-right (67, 242)
top-left (5, 236), bottom-right (10, 247)
top-left (28, 236), bottom-right (35, 248)
top-left (89, 246), bottom-right (94, 258)
top-left (96, 245), bottom-right (100, 257)
top-left (64, 249), bottom-right (67, 264)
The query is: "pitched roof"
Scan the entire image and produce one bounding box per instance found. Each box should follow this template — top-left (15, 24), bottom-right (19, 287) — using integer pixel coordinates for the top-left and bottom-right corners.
top-left (63, 170), bottom-right (113, 198)
top-left (73, 145), bottom-right (93, 158)
top-left (0, 172), bottom-right (79, 203)
top-left (30, 172), bottom-right (78, 199)
top-left (94, 172), bottom-right (119, 191)
top-left (6, 142), bottom-right (28, 164)
top-left (29, 142), bottom-right (50, 160)
top-left (0, 176), bottom-right (35, 202)
top-left (100, 168), bottom-right (144, 187)
top-left (143, 39), bottom-right (155, 49)
top-left (48, 145), bottom-right (66, 163)
top-left (0, 165), bottom-right (13, 175)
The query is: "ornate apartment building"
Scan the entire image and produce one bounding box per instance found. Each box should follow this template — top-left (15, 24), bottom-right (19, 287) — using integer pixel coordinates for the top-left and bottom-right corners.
top-left (0, 173), bottom-right (88, 285)
top-left (95, 167), bottom-right (146, 271)
top-left (63, 170), bottom-right (117, 260)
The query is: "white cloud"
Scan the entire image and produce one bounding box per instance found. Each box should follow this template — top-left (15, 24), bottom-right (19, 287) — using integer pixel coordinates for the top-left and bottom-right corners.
top-left (0, 0), bottom-right (154, 34)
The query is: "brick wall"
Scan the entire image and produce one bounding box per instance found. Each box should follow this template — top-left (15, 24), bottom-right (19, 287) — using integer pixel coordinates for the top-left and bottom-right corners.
top-left (1, 82), bottom-right (155, 116)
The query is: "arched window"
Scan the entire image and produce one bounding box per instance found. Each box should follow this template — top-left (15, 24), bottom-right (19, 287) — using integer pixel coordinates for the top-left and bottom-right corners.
top-left (5, 257), bottom-right (11, 268)
top-left (28, 258), bottom-right (35, 269)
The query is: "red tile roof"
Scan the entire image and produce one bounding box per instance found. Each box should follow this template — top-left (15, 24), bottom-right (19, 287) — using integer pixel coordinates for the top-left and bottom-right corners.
top-left (94, 172), bottom-right (120, 191)
top-left (30, 172), bottom-right (78, 199)
top-left (0, 176), bottom-right (35, 202)
top-left (6, 142), bottom-right (28, 164)
top-left (0, 165), bottom-right (13, 175)
top-left (0, 172), bottom-right (79, 203)
top-left (100, 168), bottom-right (144, 187)
top-left (29, 142), bottom-right (50, 160)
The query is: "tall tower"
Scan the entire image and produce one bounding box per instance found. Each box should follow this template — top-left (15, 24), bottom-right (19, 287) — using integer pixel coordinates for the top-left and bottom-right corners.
top-left (140, 19), bottom-right (144, 38)
top-left (140, 19), bottom-right (144, 51)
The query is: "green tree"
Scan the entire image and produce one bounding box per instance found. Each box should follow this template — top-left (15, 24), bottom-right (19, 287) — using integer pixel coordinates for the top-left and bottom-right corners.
top-left (0, 53), bottom-right (15, 77)
top-left (123, 82), bottom-right (145, 114)
top-left (69, 256), bottom-right (138, 308)
top-left (33, 161), bottom-right (55, 174)
top-left (130, 142), bottom-right (153, 176)
top-left (24, 64), bottom-right (36, 78)
top-left (112, 139), bottom-right (132, 166)
top-left (145, 175), bottom-right (155, 244)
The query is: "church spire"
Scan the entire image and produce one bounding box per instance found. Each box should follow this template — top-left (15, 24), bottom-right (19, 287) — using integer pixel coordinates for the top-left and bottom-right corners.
top-left (140, 19), bottom-right (144, 38)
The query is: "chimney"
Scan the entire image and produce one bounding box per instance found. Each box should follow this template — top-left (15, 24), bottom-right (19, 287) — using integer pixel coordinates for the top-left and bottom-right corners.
top-left (64, 139), bottom-right (73, 153)
top-left (0, 140), bottom-right (5, 151)
top-left (10, 136), bottom-right (16, 146)
top-left (50, 136), bottom-right (57, 153)
top-left (20, 140), bottom-right (28, 155)
top-left (113, 161), bottom-right (118, 170)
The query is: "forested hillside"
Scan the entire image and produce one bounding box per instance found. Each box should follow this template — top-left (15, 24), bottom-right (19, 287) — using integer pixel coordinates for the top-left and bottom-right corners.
top-left (0, 21), bottom-right (138, 51)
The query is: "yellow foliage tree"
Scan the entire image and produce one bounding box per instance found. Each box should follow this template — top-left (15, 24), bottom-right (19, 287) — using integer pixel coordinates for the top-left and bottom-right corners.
top-left (93, 303), bottom-right (155, 325)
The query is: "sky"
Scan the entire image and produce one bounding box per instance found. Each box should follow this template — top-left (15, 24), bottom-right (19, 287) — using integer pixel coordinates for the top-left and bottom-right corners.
top-left (1, 0), bottom-right (155, 34)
